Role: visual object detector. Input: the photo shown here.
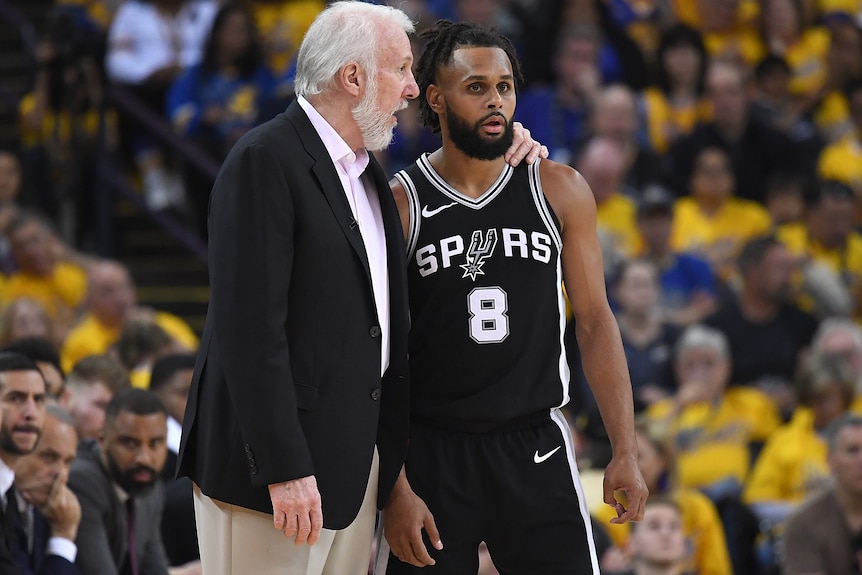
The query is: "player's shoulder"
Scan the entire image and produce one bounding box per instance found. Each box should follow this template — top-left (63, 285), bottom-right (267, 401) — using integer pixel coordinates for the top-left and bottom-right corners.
top-left (536, 158), bottom-right (595, 215)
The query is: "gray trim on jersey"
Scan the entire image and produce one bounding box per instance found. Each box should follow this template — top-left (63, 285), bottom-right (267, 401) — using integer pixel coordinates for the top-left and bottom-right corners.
top-left (415, 153), bottom-right (513, 209)
top-left (394, 170), bottom-right (423, 261)
top-left (551, 408), bottom-right (601, 575)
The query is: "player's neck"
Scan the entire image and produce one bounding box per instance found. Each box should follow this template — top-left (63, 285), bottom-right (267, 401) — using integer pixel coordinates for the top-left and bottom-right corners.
top-left (429, 145), bottom-right (507, 199)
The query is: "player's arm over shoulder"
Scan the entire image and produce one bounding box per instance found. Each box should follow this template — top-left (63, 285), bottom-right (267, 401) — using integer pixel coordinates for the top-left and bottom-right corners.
top-left (538, 159), bottom-right (597, 238)
top-left (390, 177), bottom-right (411, 243)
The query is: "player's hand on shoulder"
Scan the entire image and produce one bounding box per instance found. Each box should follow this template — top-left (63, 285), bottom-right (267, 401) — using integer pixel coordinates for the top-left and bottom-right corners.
top-left (383, 482), bottom-right (443, 567)
top-left (604, 453), bottom-right (648, 524)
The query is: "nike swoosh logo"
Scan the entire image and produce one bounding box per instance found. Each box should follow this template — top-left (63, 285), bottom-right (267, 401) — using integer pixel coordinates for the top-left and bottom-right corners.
top-left (421, 202), bottom-right (458, 218)
top-left (533, 446), bottom-right (562, 464)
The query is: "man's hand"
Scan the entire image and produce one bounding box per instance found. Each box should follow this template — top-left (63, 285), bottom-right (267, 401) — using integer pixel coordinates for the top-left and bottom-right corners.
top-left (506, 122), bottom-right (549, 167)
top-left (268, 475), bottom-right (323, 546)
top-left (38, 475), bottom-right (81, 541)
top-left (383, 480), bottom-right (442, 567)
top-left (604, 453), bottom-right (648, 524)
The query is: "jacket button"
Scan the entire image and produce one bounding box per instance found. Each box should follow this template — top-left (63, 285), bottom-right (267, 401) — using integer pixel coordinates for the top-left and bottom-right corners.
top-left (369, 326), bottom-right (381, 338)
top-left (370, 388), bottom-right (381, 401)
top-left (250, 465), bottom-right (258, 475)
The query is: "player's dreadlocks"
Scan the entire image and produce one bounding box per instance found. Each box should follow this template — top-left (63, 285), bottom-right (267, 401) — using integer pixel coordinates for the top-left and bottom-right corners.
top-left (415, 20), bottom-right (523, 134)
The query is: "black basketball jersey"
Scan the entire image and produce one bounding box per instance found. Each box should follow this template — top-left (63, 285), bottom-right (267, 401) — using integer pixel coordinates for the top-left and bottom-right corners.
top-left (396, 154), bottom-right (571, 424)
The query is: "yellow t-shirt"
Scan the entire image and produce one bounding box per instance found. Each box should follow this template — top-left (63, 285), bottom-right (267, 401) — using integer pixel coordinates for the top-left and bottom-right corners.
top-left (593, 488), bottom-right (732, 575)
top-left (647, 387), bottom-right (781, 490)
top-left (18, 93), bottom-right (106, 149)
top-left (671, 197), bottom-right (772, 279)
top-left (61, 311), bottom-right (199, 373)
top-left (641, 87), bottom-right (711, 154)
top-left (250, 1), bottom-right (325, 74)
top-left (815, 91), bottom-right (851, 142)
top-left (0, 262), bottom-right (87, 319)
top-left (596, 193), bottom-right (638, 258)
top-left (818, 0), bottom-right (862, 16)
top-left (818, 135), bottom-right (862, 194)
top-left (781, 28), bottom-right (831, 98)
top-left (744, 407), bottom-right (831, 505)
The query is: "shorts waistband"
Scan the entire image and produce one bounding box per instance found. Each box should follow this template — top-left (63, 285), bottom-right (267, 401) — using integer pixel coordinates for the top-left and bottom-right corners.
top-left (410, 410), bottom-right (551, 434)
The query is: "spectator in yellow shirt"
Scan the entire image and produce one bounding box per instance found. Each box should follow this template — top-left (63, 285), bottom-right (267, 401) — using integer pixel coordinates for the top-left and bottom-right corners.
top-left (647, 324), bottom-right (781, 496)
top-left (777, 180), bottom-right (862, 318)
top-left (2, 212), bottom-right (88, 337)
top-left (577, 137), bottom-right (639, 259)
top-left (671, 146), bottom-right (772, 281)
top-left (818, 78), bottom-right (862, 199)
top-left (60, 260), bottom-right (198, 373)
top-left (744, 353), bottom-right (856, 525)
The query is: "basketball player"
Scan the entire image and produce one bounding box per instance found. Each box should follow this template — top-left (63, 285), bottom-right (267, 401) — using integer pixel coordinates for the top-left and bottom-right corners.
top-left (380, 21), bottom-right (647, 574)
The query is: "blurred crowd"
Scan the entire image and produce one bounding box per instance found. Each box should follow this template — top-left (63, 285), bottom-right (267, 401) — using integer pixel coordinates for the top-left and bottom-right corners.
top-left (0, 0), bottom-right (862, 574)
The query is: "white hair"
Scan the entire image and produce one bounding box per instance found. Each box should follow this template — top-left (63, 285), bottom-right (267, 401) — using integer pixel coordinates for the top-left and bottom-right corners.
top-left (675, 324), bottom-right (730, 361)
top-left (812, 317), bottom-right (862, 353)
top-left (294, 1), bottom-right (414, 97)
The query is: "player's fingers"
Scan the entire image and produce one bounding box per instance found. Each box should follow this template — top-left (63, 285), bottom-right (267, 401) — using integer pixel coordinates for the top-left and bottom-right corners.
top-left (424, 513), bottom-right (443, 551)
top-left (294, 512), bottom-right (312, 545)
top-left (283, 514), bottom-right (299, 539)
top-left (408, 532), bottom-right (436, 567)
top-left (273, 510), bottom-right (285, 531)
top-left (608, 501), bottom-right (628, 524)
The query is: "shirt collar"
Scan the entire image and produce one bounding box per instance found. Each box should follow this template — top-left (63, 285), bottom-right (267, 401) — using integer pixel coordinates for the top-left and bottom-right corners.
top-left (0, 457), bottom-right (13, 499)
top-left (296, 95), bottom-right (369, 176)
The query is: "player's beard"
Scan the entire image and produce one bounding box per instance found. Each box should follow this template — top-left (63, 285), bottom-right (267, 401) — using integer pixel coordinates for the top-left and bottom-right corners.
top-left (444, 103), bottom-right (514, 161)
top-left (352, 76), bottom-right (406, 152)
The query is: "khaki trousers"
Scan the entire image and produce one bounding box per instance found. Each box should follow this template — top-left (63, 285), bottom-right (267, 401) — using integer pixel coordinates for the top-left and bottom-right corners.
top-left (193, 448), bottom-right (380, 575)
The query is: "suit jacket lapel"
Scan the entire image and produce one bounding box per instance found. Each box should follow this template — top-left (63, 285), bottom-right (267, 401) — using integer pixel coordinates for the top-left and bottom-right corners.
top-left (284, 102), bottom-right (372, 281)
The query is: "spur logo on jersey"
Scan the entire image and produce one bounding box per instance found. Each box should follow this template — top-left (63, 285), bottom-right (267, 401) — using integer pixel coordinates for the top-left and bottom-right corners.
top-left (415, 227), bottom-right (553, 279)
top-left (460, 230), bottom-right (498, 281)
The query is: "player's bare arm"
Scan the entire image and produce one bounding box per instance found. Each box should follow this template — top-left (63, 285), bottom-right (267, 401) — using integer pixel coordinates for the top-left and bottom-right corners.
top-left (540, 159), bottom-right (648, 524)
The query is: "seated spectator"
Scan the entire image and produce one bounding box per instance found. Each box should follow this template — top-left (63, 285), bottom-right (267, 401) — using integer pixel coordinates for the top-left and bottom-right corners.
top-left (705, 235), bottom-right (820, 406)
top-left (818, 78), bottom-right (862, 203)
top-left (617, 498), bottom-right (688, 575)
top-left (636, 185), bottom-right (718, 326)
top-left (0, 298), bottom-right (54, 350)
top-left (744, 353), bottom-right (855, 525)
top-left (2, 337), bottom-right (65, 399)
top-left (640, 23), bottom-right (710, 155)
top-left (59, 355), bottom-right (129, 443)
top-left (12, 405), bottom-right (81, 574)
top-left (61, 260), bottom-right (198, 374)
top-left (778, 179), bottom-right (862, 318)
top-left (576, 137), bottom-right (638, 258)
top-left (811, 317), bottom-right (862, 395)
top-left (149, 354), bottom-right (198, 567)
top-left (590, 84), bottom-right (661, 191)
top-left (0, 352), bottom-right (51, 570)
top-left (813, 19), bottom-right (862, 143)
top-left (68, 389), bottom-right (171, 574)
top-left (664, 60), bottom-right (802, 203)
top-left (17, 9), bottom-right (109, 239)
top-left (115, 320), bottom-right (178, 390)
top-left (760, 0), bottom-right (830, 112)
top-left (612, 258), bottom-right (679, 411)
top-left (594, 417), bottom-right (732, 575)
top-left (1, 212), bottom-right (87, 335)
top-left (515, 24), bottom-right (603, 165)
top-left (246, 0), bottom-right (323, 81)
top-left (670, 146), bottom-right (771, 281)
top-left (105, 0), bottom-right (218, 210)
top-left (678, 0), bottom-right (765, 67)
top-left (647, 325), bottom-right (781, 497)
top-left (763, 170), bottom-right (806, 226)
top-left (783, 414), bottom-right (862, 574)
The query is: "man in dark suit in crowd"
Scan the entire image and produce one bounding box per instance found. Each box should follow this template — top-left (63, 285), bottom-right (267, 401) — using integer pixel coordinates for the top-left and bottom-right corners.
top-left (0, 352), bottom-right (50, 574)
top-left (68, 389), bottom-right (173, 575)
top-left (13, 405), bottom-right (81, 575)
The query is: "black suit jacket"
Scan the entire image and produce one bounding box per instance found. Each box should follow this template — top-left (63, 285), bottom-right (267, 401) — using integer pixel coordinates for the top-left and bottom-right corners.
top-left (177, 99), bottom-right (411, 529)
top-left (11, 505), bottom-right (80, 575)
top-left (68, 444), bottom-right (169, 575)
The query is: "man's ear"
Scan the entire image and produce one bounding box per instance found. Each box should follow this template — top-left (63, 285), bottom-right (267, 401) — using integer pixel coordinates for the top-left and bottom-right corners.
top-left (337, 62), bottom-right (364, 98)
top-left (426, 84), bottom-right (443, 113)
